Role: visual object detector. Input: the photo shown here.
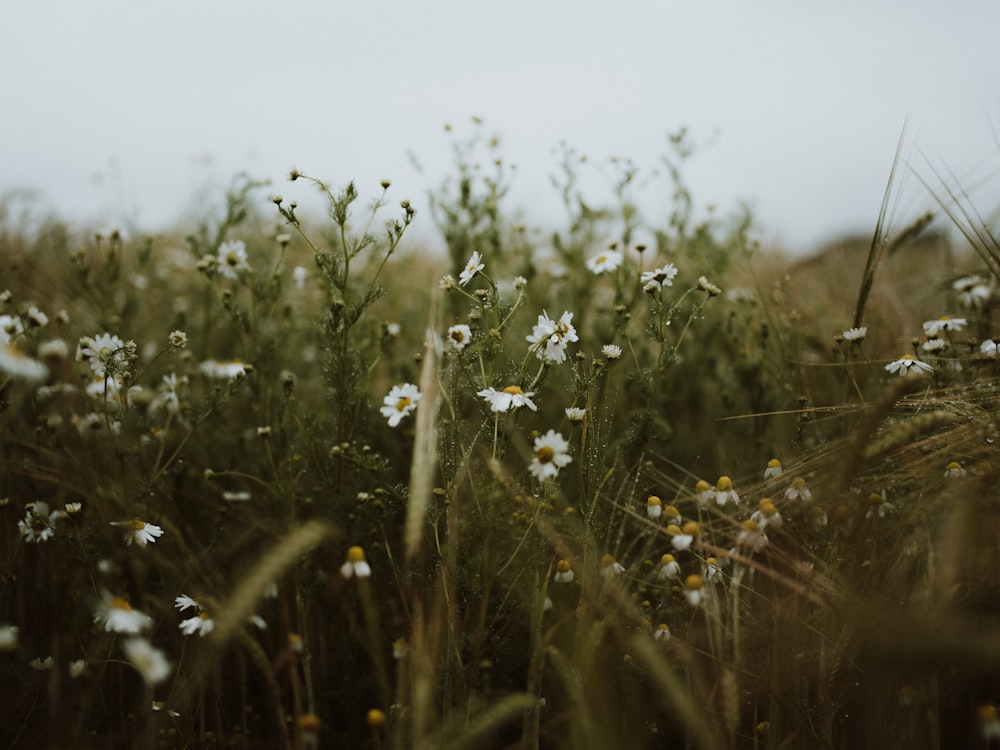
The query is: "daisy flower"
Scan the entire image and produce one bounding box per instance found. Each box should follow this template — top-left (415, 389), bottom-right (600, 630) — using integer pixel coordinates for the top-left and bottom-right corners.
top-left (565, 406), bottom-right (587, 422)
top-left (922, 338), bottom-right (947, 353)
top-left (477, 385), bottom-right (537, 412)
top-left (174, 594), bottom-right (203, 612)
top-left (217, 240), bottom-right (250, 280)
top-left (528, 429), bottom-right (572, 481)
top-left (0, 342), bottom-right (48, 381)
top-left (953, 275), bottom-right (991, 308)
top-left (944, 461), bottom-right (967, 479)
top-left (657, 553), bottom-right (681, 583)
top-left (737, 519), bottom-right (769, 553)
top-left (784, 477), bottom-right (812, 503)
top-left (654, 623), bottom-right (671, 641)
top-left (553, 559), bottom-right (575, 584)
top-left (526, 311), bottom-right (578, 364)
top-left (94, 593), bottom-right (152, 634)
top-left (693, 479), bottom-right (714, 508)
top-left (459, 251), bottom-right (485, 286)
top-left (179, 611), bottom-right (215, 637)
top-left (841, 326), bottom-right (867, 343)
top-left (646, 495), bottom-right (662, 519)
top-left (200, 359), bottom-right (251, 379)
top-left (640, 264), bottom-right (679, 290)
top-left (446, 324), bottom-right (473, 351)
top-left (979, 338), bottom-right (1000, 358)
top-left (684, 575), bottom-right (704, 607)
top-left (884, 355), bottom-right (933, 376)
top-left (0, 625), bottom-right (19, 651)
top-left (111, 519), bottom-right (164, 547)
top-left (380, 383), bottom-right (421, 427)
top-left (18, 501), bottom-right (62, 544)
top-left (750, 499), bottom-right (783, 530)
top-left (922, 316), bottom-right (966, 337)
top-left (698, 276), bottom-right (721, 296)
top-left (77, 333), bottom-right (127, 377)
top-left (600, 553), bottom-right (625, 578)
top-left (585, 249), bottom-right (623, 275)
top-left (601, 344), bottom-right (622, 360)
top-left (0, 314), bottom-right (25, 343)
top-left (714, 476), bottom-right (740, 506)
top-left (669, 521), bottom-right (700, 551)
top-left (763, 458), bottom-right (782, 480)
top-left (340, 546), bottom-right (372, 578)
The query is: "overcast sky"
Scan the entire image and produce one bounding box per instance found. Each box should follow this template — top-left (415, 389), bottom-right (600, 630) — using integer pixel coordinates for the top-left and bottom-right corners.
top-left (3, 0), bottom-right (999, 252)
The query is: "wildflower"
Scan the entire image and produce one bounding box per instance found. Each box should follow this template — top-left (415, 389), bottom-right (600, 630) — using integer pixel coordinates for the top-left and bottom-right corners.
top-left (38, 338), bottom-right (69, 360)
top-left (526, 311), bottom-right (578, 364)
top-left (750, 499), bottom-right (783, 530)
top-left (784, 476), bottom-right (812, 503)
top-left (0, 341), bottom-right (48, 381)
top-left (978, 704), bottom-right (1000, 742)
top-left (714, 476), bottom-right (740, 506)
top-left (657, 553), bottom-right (681, 583)
top-left (380, 383), bottom-right (421, 427)
top-left (69, 659), bottom-right (87, 678)
top-left (94, 593), bottom-right (152, 634)
top-left (694, 479), bottom-right (714, 508)
top-left (640, 263), bottom-right (678, 290)
top-left (922, 337), bottom-right (947, 353)
top-left (763, 458), bottom-right (783, 480)
top-left (168, 330), bottom-right (188, 349)
top-left (866, 491), bottom-right (896, 519)
top-left (200, 359), bottom-right (251, 379)
top-left (174, 594), bottom-right (202, 612)
top-left (585, 248), bottom-right (623, 275)
top-left (954, 275), bottom-right (991, 307)
top-left (446, 324), bottom-right (473, 351)
top-left (477, 385), bottom-right (537, 413)
top-left (513, 275), bottom-right (528, 290)
top-left (698, 276), bottom-right (721, 296)
top-left (564, 406), bottom-right (586, 422)
top-left (528, 429), bottom-right (572, 481)
top-left (600, 553), bottom-right (625, 578)
top-left (944, 461), bottom-right (967, 479)
top-left (0, 625), bottom-right (19, 651)
top-left (111, 519), bottom-right (164, 547)
top-left (646, 495), bottom-right (662, 519)
top-left (459, 251), bottom-right (485, 286)
top-left (393, 638), bottom-right (409, 659)
top-left (841, 326), bottom-right (867, 342)
top-left (367, 709), bottom-right (387, 729)
top-left (18, 501), bottom-right (62, 543)
top-left (30, 656), bottom-right (54, 671)
top-left (217, 240), bottom-right (250, 280)
top-left (884, 355), bottom-right (933, 376)
top-left (677, 521), bottom-right (702, 551)
top-left (439, 274), bottom-right (457, 291)
top-left (25, 306), bottom-right (47, 328)
top-left (601, 344), bottom-right (622, 360)
top-left (340, 546), bottom-right (372, 578)
top-left (179, 611), bottom-right (215, 636)
top-left (979, 338), bottom-right (1000, 358)
top-left (554, 559), bottom-right (575, 583)
top-left (76, 333), bottom-right (127, 377)
top-left (808, 505), bottom-right (828, 530)
top-left (152, 701), bottom-right (180, 717)
top-left (222, 490), bottom-right (251, 502)
top-left (0, 314), bottom-right (24, 343)
top-left (737, 519), bottom-right (769, 553)
top-left (292, 265), bottom-right (308, 289)
top-left (922, 316), bottom-right (966, 337)
top-left (703, 557), bottom-right (723, 583)
top-left (654, 623), bottom-right (671, 641)
top-left (684, 574), bottom-right (704, 607)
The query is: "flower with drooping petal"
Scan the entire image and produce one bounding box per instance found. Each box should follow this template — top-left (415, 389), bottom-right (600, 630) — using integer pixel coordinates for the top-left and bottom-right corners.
top-left (841, 326), bottom-right (867, 343)
top-left (657, 553), bottom-right (681, 583)
top-left (654, 623), bottom-right (671, 641)
top-left (380, 383), bottom-right (421, 427)
top-left (94, 593), bottom-right (152, 634)
top-left (528, 430), bottom-right (572, 481)
top-left (784, 476), bottom-right (812, 503)
top-left (600, 553), bottom-right (625, 578)
top-left (763, 458), bottom-right (782, 480)
top-left (111, 519), bottom-right (163, 547)
top-left (0, 342), bottom-right (47, 381)
top-left (646, 495), bottom-right (662, 519)
top-left (526, 311), bottom-right (578, 364)
top-left (340, 546), bottom-right (372, 578)
top-left (477, 385), bottom-right (537, 413)
top-left (980, 338), bottom-right (1000, 358)
top-left (565, 406), bottom-right (586, 422)
top-left (459, 251), bottom-right (485, 286)
top-left (123, 638), bottom-right (171, 685)
top-left (553, 559), bottom-right (575, 584)
top-left (694, 479), bottom-right (714, 508)
top-left (944, 461), bottom-right (967, 479)
top-left (179, 611), bottom-right (215, 636)
top-left (884, 355), bottom-right (933, 376)
top-left (922, 316), bottom-right (966, 337)
top-left (714, 476), bottom-right (740, 506)
top-left (684, 575), bottom-right (704, 607)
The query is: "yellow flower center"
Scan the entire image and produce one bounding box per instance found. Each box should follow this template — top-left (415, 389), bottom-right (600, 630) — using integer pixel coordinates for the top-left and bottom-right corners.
top-left (695, 480), bottom-right (710, 492)
top-left (768, 459), bottom-right (781, 468)
top-left (600, 553), bottom-right (615, 567)
top-left (717, 476), bottom-right (732, 491)
top-left (395, 397), bottom-right (412, 412)
top-left (660, 554), bottom-right (676, 564)
top-left (647, 495), bottom-right (661, 507)
top-left (685, 574), bottom-right (703, 590)
top-left (110, 596), bottom-right (132, 612)
top-left (596, 254), bottom-right (607, 264)
top-left (557, 559), bottom-right (571, 573)
top-left (503, 385), bottom-right (524, 395)
top-left (536, 446), bottom-right (555, 463)
top-left (347, 545), bottom-right (366, 563)
top-left (682, 521), bottom-right (701, 537)
top-left (130, 519), bottom-right (146, 530)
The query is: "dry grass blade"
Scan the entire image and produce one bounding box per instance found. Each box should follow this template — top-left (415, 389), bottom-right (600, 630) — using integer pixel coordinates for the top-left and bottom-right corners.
top-left (415, 692), bottom-right (538, 750)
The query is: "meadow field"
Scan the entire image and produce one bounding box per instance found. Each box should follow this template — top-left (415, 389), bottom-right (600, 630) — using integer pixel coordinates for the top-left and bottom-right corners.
top-left (2, 128), bottom-right (1000, 749)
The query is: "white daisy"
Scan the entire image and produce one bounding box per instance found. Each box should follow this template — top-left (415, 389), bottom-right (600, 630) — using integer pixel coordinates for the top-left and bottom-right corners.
top-left (600, 553), bottom-right (625, 578)
top-left (564, 406), bottom-right (587, 422)
top-left (94, 593), bottom-right (152, 634)
top-left (602, 344), bottom-right (622, 360)
top-left (217, 240), bottom-right (250, 280)
top-left (0, 342), bottom-right (47, 381)
top-left (459, 251), bottom-right (485, 286)
top-left (841, 326), bottom-right (868, 342)
top-left (585, 249), bottom-right (623, 275)
top-left (526, 311), bottom-right (578, 364)
top-left (18, 501), bottom-right (62, 543)
top-left (980, 339), bottom-right (1000, 358)
top-left (76, 333), bottom-right (127, 377)
top-left (884, 355), bottom-right (933, 376)
top-left (340, 546), bottom-right (372, 578)
top-left (179, 612), bottom-right (215, 637)
top-left (640, 264), bottom-right (679, 290)
top-left (200, 359), bottom-right (251, 379)
top-left (446, 324), bottom-right (473, 351)
top-left (380, 383), bottom-right (421, 427)
top-left (657, 554), bottom-right (681, 583)
top-left (477, 385), bottom-right (537, 413)
top-left (528, 429), bottom-right (572, 481)
top-left (553, 559), bottom-right (575, 583)
top-left (922, 316), bottom-right (966, 337)
top-left (111, 519), bottom-right (164, 547)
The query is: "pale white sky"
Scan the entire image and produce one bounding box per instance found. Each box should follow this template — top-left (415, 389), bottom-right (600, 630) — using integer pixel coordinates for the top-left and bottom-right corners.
top-left (2, 0), bottom-right (999, 252)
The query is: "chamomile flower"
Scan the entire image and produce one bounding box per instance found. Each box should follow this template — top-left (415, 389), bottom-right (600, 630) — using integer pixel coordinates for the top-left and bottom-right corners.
top-left (646, 495), bottom-right (662, 519)
top-left (784, 476), bottom-right (813, 503)
top-left (18, 501), bottom-right (62, 543)
top-left (763, 458), bottom-right (783, 480)
top-left (292, 266), bottom-right (308, 289)
top-left (94, 593), bottom-right (152, 634)
top-left (714, 476), bottom-right (740, 506)
top-left (694, 479), bottom-right (714, 508)
top-left (0, 625), bottom-right (19, 651)
top-left (662, 504), bottom-right (682, 527)
top-left (459, 251), bottom-right (485, 286)
top-left (111, 519), bottom-right (164, 547)
top-left (944, 461), bottom-right (967, 479)
top-left (446, 324), bottom-right (473, 351)
top-left (654, 623), bottom-right (671, 641)
top-left (526, 311), bottom-right (578, 364)
top-left (601, 344), bottom-right (622, 360)
top-left (200, 359), bottom-right (251, 379)
top-left (841, 326), bottom-right (867, 343)
top-left (77, 333), bottom-right (127, 377)
top-left (884, 355), bottom-right (933, 376)
top-left (750, 499), bottom-right (783, 530)
top-left (953, 275), bottom-right (991, 308)
top-left (922, 316), bottom-right (966, 337)
top-left (600, 553), bottom-right (625, 578)
top-left (684, 574), bottom-right (704, 607)
top-left (477, 385), bottom-right (537, 412)
top-left (979, 338), bottom-right (1000, 358)
top-left (737, 519), bottom-right (769, 553)
top-left (565, 406), bottom-right (587, 422)
top-left (0, 342), bottom-right (48, 381)
top-left (179, 611), bottom-right (215, 637)
top-left (69, 659), bottom-right (87, 678)
top-left (865, 491), bottom-right (896, 519)
top-left (174, 594), bottom-right (202, 612)
top-left (922, 337), bottom-right (947, 353)
top-left (669, 521), bottom-right (700, 551)
top-left (528, 429), bottom-right (572, 481)
top-left (340, 546), bottom-right (372, 578)
top-left (30, 656), bottom-right (54, 671)
top-left (703, 557), bottom-right (723, 583)
top-left (657, 553), bottom-right (681, 583)
top-left (439, 274), bottom-right (457, 291)
top-left (168, 330), bottom-right (188, 349)
top-left (585, 248), bottom-right (623, 275)
top-left (216, 240), bottom-right (250, 280)
top-left (553, 559), bottom-right (575, 583)
top-left (640, 264), bottom-right (678, 290)
top-left (698, 276), bottom-right (721, 296)
top-left (0, 314), bottom-right (24, 343)
top-left (380, 383), bottom-right (421, 427)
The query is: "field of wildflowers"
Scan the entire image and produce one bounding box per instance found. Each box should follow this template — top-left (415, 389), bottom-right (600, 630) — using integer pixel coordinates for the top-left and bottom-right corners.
top-left (2, 127), bottom-right (1000, 749)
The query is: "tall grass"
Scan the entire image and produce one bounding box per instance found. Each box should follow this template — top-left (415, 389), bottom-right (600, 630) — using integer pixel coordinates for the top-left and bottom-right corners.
top-left (1, 125), bottom-right (999, 750)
